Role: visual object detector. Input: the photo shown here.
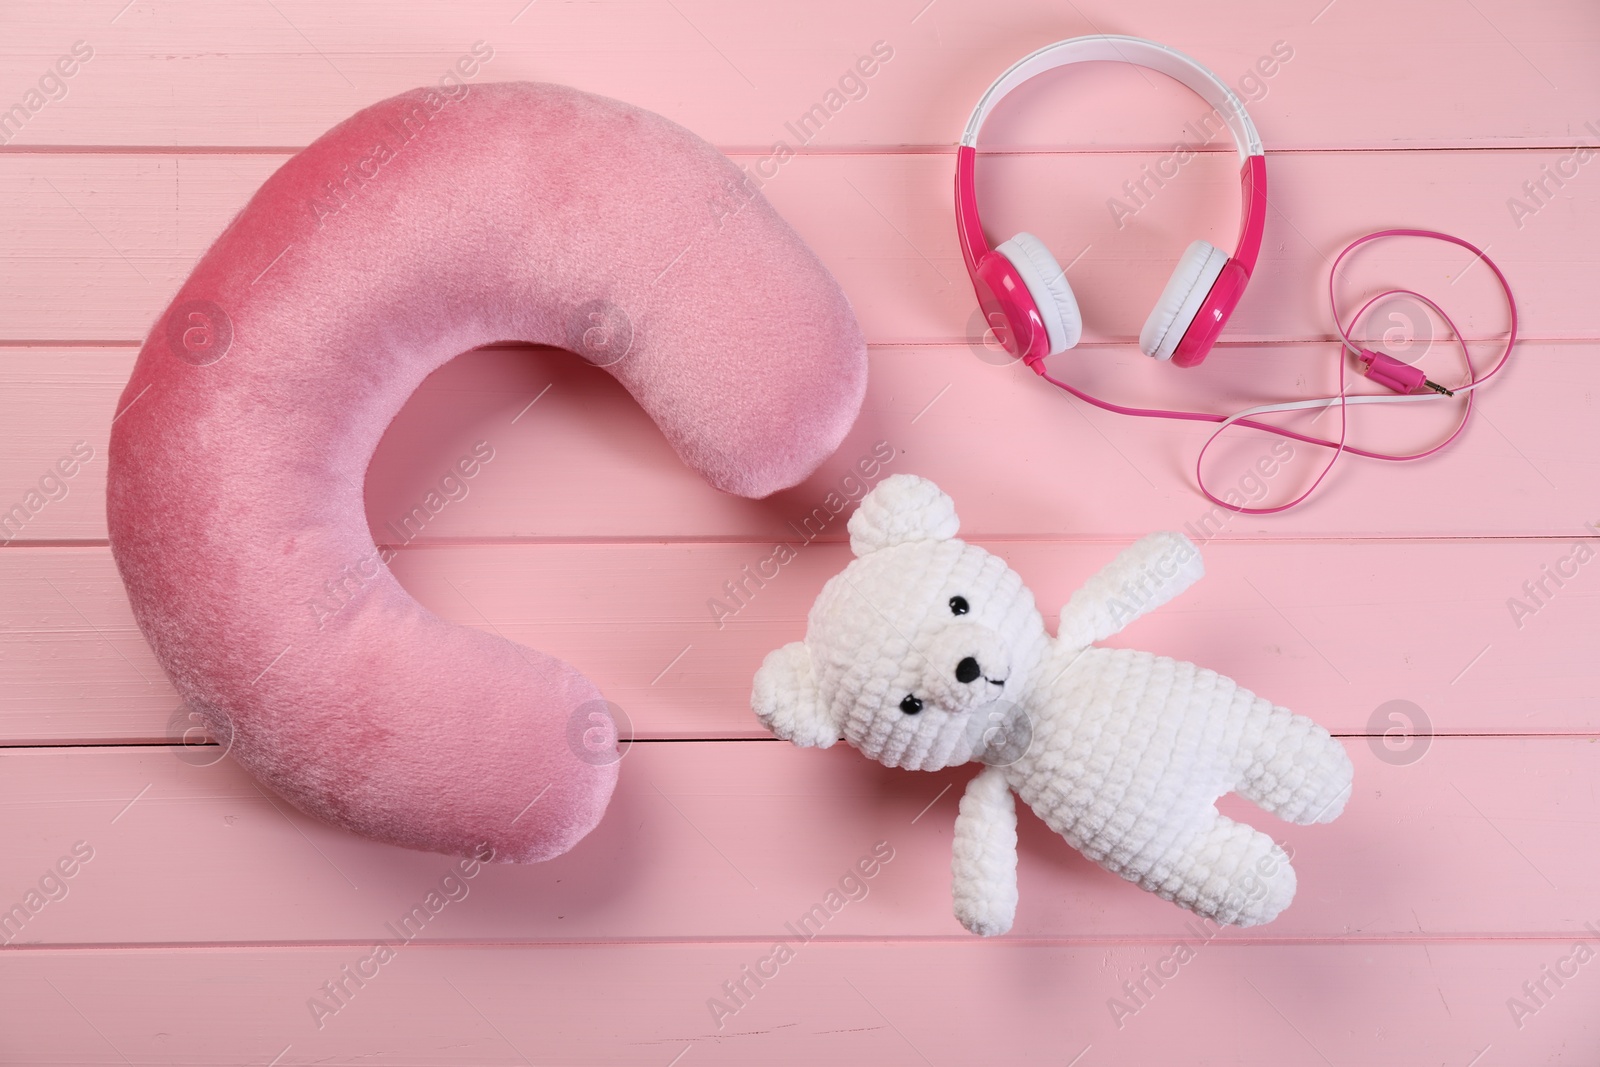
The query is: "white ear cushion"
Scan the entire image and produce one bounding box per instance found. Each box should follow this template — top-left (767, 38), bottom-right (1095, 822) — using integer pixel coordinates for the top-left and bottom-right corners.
top-left (1140, 240), bottom-right (1228, 360)
top-left (996, 232), bottom-right (1083, 354)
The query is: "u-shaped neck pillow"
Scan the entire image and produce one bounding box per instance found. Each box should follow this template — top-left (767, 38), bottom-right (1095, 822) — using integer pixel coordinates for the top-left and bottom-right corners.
top-left (107, 82), bottom-right (867, 863)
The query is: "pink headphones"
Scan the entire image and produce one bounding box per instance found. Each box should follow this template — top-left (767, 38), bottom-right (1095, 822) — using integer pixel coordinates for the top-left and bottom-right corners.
top-left (956, 35), bottom-right (1268, 369)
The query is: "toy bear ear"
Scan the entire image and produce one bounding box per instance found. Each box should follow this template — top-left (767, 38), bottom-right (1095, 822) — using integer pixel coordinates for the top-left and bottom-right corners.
top-left (848, 473), bottom-right (961, 557)
top-left (751, 642), bottom-right (839, 748)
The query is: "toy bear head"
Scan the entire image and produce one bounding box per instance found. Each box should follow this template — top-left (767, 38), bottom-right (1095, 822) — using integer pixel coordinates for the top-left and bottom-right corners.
top-left (752, 474), bottom-right (1050, 771)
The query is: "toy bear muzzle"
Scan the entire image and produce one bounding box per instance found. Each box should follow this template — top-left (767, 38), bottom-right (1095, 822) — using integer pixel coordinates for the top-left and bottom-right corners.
top-left (920, 624), bottom-right (1013, 713)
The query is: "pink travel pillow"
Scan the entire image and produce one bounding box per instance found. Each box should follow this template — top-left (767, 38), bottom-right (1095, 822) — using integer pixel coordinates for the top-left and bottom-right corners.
top-left (106, 82), bottom-right (867, 863)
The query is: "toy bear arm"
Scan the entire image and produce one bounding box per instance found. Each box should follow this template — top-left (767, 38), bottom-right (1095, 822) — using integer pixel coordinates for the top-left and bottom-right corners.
top-left (951, 764), bottom-right (1019, 937)
top-left (1057, 531), bottom-right (1203, 652)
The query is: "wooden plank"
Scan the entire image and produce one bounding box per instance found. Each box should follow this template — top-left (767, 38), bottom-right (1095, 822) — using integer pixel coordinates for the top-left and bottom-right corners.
top-left (0, 0), bottom-right (1594, 150)
top-left (1, 934), bottom-right (1596, 1065)
top-left (0, 148), bottom-right (1583, 345)
top-left (0, 927), bottom-right (1593, 1062)
top-left (0, 940), bottom-right (1580, 1067)
top-left (2, 537), bottom-right (1593, 744)
top-left (0, 339), bottom-right (1589, 546)
top-left (0, 738), bottom-right (1594, 946)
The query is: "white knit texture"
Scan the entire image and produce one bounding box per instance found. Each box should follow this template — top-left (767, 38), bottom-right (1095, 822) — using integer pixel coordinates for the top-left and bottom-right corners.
top-left (751, 474), bottom-right (1354, 935)
top-left (952, 765), bottom-right (1019, 936)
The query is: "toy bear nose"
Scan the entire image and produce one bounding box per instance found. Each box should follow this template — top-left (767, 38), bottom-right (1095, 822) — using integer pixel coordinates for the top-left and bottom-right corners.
top-left (922, 627), bottom-right (1013, 710)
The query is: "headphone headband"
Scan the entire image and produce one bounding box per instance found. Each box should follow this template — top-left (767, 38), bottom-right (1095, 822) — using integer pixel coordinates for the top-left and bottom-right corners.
top-left (956, 35), bottom-right (1268, 369)
top-left (960, 35), bottom-right (1264, 160)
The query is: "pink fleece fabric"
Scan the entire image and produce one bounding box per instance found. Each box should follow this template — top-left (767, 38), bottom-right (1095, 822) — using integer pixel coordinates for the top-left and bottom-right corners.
top-left (106, 82), bottom-right (867, 863)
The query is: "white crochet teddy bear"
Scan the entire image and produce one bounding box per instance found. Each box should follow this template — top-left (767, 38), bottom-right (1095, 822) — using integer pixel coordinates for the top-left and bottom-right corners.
top-left (751, 474), bottom-right (1353, 936)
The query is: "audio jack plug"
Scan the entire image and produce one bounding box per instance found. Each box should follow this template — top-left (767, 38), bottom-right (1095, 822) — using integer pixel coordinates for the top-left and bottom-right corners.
top-left (1356, 348), bottom-right (1455, 396)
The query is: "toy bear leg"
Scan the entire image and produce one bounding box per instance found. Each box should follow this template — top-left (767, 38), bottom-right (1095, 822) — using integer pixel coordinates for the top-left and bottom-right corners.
top-left (1145, 809), bottom-right (1296, 928)
top-left (1227, 691), bottom-right (1354, 825)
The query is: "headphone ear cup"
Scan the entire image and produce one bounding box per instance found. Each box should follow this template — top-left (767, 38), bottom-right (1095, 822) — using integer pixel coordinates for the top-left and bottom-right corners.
top-left (996, 232), bottom-right (1083, 355)
top-left (1140, 240), bottom-right (1228, 360)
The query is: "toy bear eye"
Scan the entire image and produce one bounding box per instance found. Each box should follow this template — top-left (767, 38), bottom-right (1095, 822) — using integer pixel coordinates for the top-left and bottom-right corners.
top-left (949, 596), bottom-right (969, 616)
top-left (899, 694), bottom-right (923, 715)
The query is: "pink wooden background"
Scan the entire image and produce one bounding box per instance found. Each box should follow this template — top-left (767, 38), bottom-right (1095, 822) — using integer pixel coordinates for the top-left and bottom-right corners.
top-left (3, 0), bottom-right (1598, 1063)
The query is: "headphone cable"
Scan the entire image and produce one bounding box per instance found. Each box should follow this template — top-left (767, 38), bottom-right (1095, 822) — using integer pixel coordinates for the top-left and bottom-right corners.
top-left (1026, 228), bottom-right (1519, 514)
